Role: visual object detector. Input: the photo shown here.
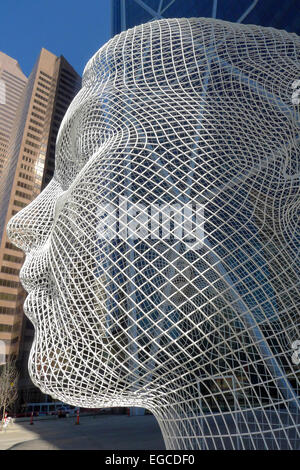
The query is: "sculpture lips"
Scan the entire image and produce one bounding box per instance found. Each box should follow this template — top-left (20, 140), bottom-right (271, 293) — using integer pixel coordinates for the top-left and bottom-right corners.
top-left (23, 290), bottom-right (43, 324)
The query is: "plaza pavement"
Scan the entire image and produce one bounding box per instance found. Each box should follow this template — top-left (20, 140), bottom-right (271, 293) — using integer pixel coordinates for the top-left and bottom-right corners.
top-left (2, 410), bottom-right (298, 450)
top-left (0, 414), bottom-right (165, 450)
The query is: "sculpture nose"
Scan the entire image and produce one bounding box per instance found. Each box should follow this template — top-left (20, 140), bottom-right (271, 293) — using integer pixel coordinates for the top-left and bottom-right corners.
top-left (7, 179), bottom-right (63, 254)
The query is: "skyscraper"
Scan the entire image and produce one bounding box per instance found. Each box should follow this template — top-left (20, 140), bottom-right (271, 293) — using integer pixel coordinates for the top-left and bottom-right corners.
top-left (0, 52), bottom-right (27, 360)
top-left (111, 0), bottom-right (300, 36)
top-left (0, 48), bottom-right (81, 397)
top-left (17, 52), bottom-right (81, 403)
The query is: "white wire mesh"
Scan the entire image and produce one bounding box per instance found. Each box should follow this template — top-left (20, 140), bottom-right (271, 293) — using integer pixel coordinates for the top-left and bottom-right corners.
top-left (7, 17), bottom-right (300, 450)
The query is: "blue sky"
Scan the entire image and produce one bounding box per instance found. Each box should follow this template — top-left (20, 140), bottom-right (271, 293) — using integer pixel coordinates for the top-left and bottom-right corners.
top-left (1, 0), bottom-right (111, 77)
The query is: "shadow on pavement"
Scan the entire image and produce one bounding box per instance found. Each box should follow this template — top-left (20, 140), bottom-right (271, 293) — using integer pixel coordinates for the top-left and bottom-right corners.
top-left (4, 413), bottom-right (166, 450)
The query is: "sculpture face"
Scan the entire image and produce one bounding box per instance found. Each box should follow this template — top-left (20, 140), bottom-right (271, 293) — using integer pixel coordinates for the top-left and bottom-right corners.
top-left (7, 17), bottom-right (300, 419)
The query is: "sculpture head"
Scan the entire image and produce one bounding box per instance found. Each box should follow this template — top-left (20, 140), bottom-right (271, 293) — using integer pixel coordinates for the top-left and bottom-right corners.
top-left (7, 17), bottom-right (300, 436)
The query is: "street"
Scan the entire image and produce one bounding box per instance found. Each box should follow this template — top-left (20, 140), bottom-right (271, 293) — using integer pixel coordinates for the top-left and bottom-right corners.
top-left (0, 414), bottom-right (165, 450)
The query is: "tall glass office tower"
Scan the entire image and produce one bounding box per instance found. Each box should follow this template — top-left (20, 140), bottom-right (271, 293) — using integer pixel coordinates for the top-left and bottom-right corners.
top-left (111, 0), bottom-right (300, 36)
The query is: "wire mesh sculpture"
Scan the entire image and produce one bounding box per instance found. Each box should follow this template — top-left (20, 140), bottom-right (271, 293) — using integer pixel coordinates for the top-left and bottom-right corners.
top-left (7, 17), bottom-right (300, 450)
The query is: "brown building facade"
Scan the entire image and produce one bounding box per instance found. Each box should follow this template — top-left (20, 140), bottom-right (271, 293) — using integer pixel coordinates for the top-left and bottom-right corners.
top-left (0, 47), bottom-right (81, 400)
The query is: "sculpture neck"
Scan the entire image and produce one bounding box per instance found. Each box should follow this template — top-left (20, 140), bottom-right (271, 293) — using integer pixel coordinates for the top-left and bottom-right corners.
top-left (152, 401), bottom-right (204, 450)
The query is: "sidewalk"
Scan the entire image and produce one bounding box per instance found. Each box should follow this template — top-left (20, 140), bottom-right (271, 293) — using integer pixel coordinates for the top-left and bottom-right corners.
top-left (0, 414), bottom-right (165, 450)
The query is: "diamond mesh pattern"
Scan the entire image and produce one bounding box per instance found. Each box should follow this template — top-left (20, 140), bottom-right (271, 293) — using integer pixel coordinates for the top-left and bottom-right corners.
top-left (7, 17), bottom-right (300, 450)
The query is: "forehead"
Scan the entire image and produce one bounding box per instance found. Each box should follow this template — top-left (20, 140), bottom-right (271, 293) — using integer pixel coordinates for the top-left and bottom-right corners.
top-left (54, 18), bottom-right (300, 188)
top-left (66, 17), bottom-right (300, 129)
top-left (82, 17), bottom-right (299, 86)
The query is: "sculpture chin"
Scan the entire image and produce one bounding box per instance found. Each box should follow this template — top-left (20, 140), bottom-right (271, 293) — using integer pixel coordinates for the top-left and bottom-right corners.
top-left (28, 349), bottom-right (150, 409)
